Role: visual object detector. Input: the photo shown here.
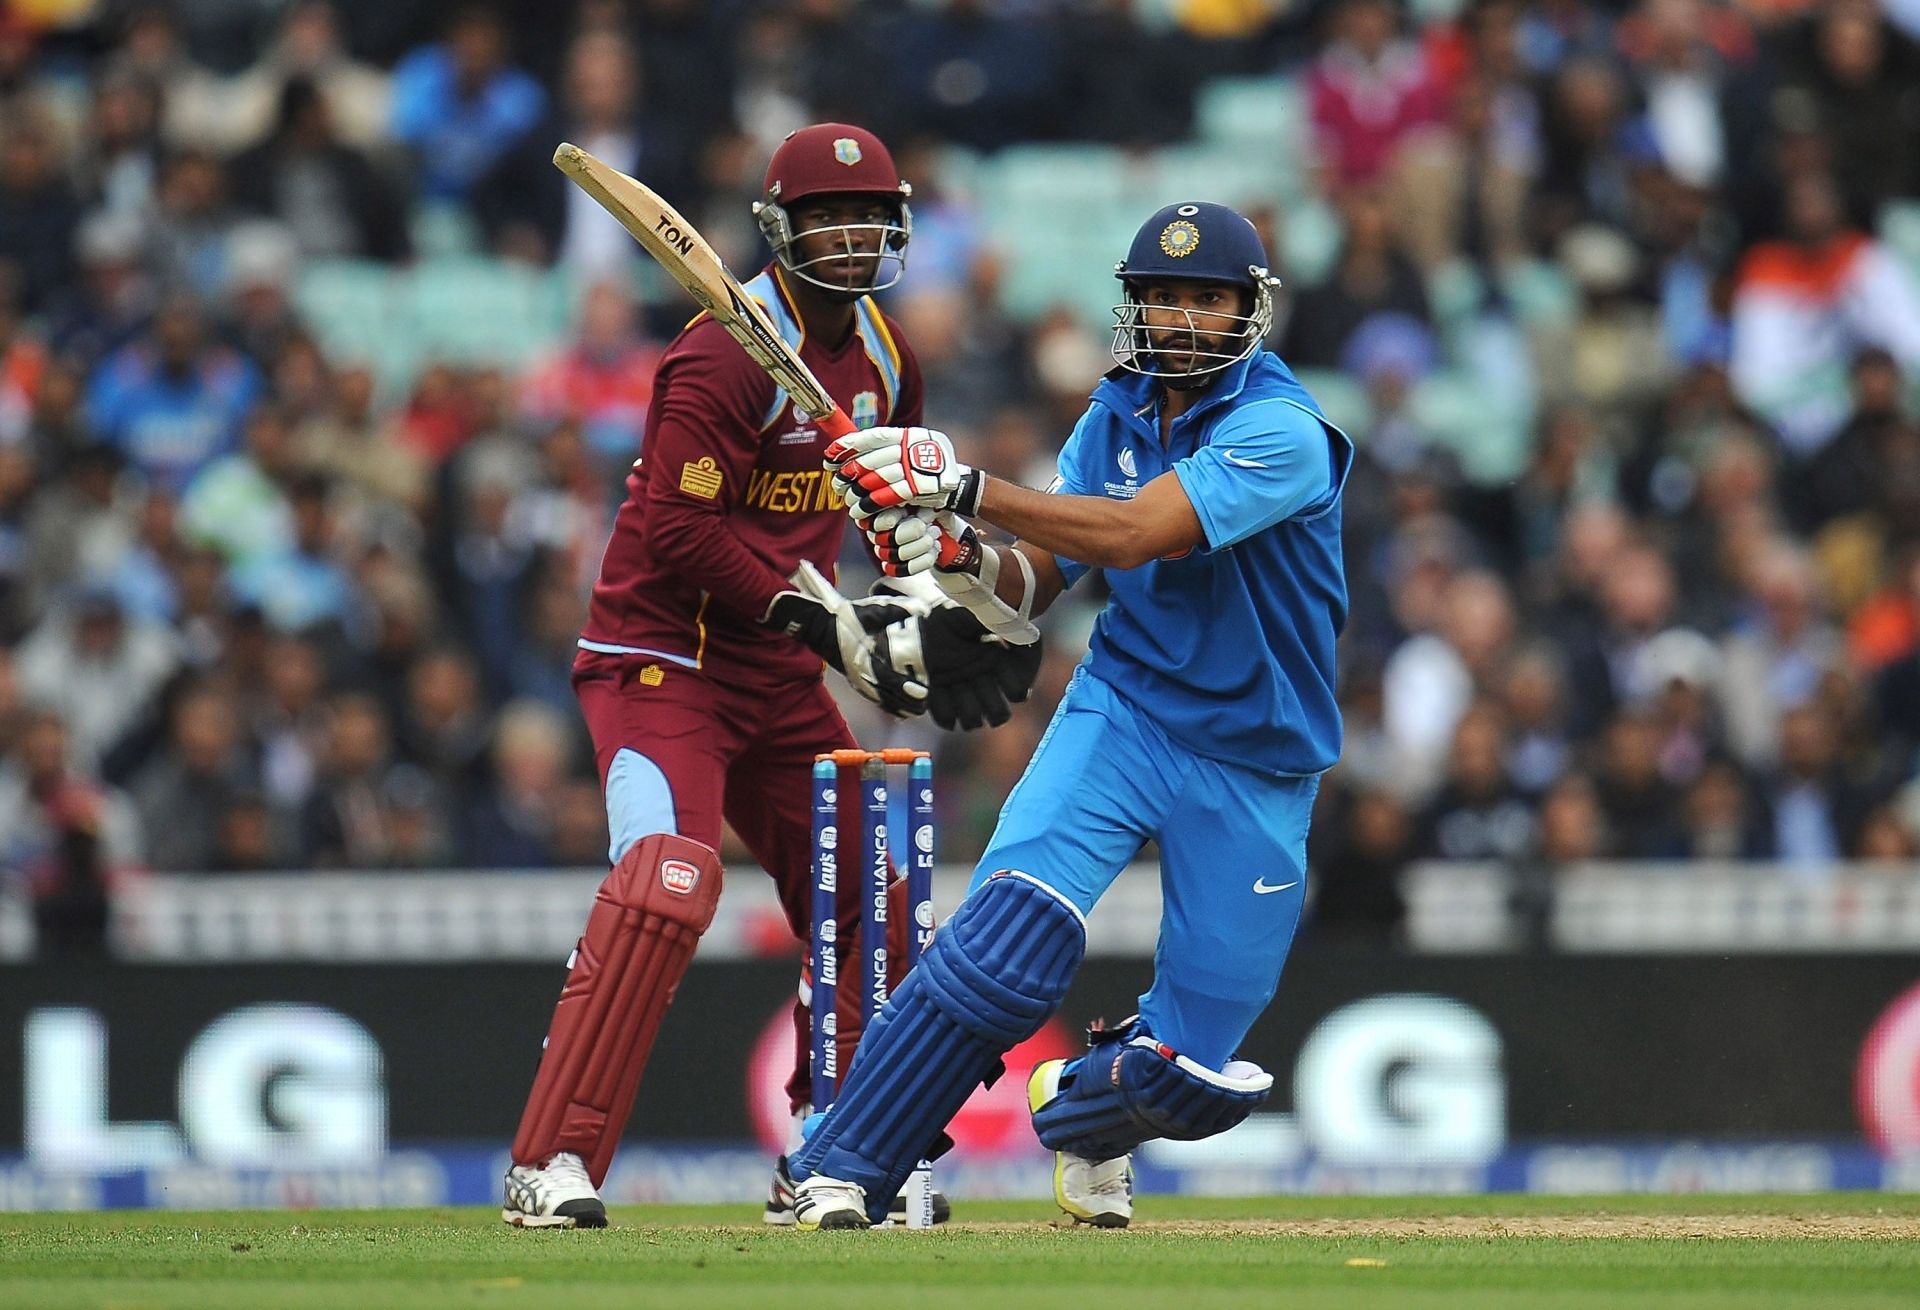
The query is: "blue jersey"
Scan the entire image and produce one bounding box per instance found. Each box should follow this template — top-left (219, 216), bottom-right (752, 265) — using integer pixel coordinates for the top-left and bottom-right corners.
top-left (1050, 351), bottom-right (1353, 777)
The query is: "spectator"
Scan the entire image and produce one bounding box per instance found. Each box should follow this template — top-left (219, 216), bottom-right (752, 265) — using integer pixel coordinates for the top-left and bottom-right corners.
top-left (230, 78), bottom-right (411, 263)
top-left (221, 2), bottom-right (392, 154)
top-left (517, 283), bottom-right (659, 465)
top-left (1416, 701), bottom-right (1537, 861)
top-left (1533, 57), bottom-right (1638, 246)
top-left (296, 365), bottom-right (426, 512)
top-left (1769, 702), bottom-right (1872, 867)
top-left (1392, 70), bottom-right (1533, 279)
top-left (132, 680), bottom-right (255, 871)
top-left (461, 699), bottom-right (573, 868)
top-left (399, 647), bottom-right (491, 797)
top-left (45, 212), bottom-right (155, 370)
top-left (1311, 785), bottom-right (1415, 939)
top-left (1560, 544), bottom-right (1680, 739)
top-left (249, 632), bottom-right (328, 811)
top-left (109, 4), bottom-right (229, 151)
top-left (474, 29), bottom-right (691, 271)
top-left (1789, 347), bottom-right (1910, 536)
top-left (147, 149), bottom-right (246, 301)
top-left (298, 691), bottom-right (406, 867)
top-left (228, 472), bottom-right (358, 632)
top-left (1307, 0), bottom-right (1446, 190)
top-left (1776, 0), bottom-right (1920, 222)
top-left (1535, 771), bottom-right (1608, 862)
top-left (181, 404), bottom-right (298, 568)
top-left (80, 69), bottom-right (164, 220)
top-left (1729, 170), bottom-right (1920, 454)
top-left (208, 788), bottom-right (288, 872)
top-left (1676, 755), bottom-right (1774, 859)
top-left (1719, 542), bottom-right (1844, 768)
top-left (389, 5), bottom-right (546, 203)
top-left (1281, 186), bottom-right (1432, 369)
top-left (14, 585), bottom-right (180, 773)
top-left (1592, 710), bottom-right (1684, 857)
top-left (87, 293), bottom-right (263, 494)
top-left (0, 102), bottom-right (81, 316)
top-left (1383, 569), bottom-right (1517, 797)
top-left (0, 709), bottom-right (142, 920)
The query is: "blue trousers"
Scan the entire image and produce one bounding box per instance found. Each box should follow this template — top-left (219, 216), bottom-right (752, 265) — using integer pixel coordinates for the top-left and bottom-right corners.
top-left (971, 668), bottom-right (1317, 1069)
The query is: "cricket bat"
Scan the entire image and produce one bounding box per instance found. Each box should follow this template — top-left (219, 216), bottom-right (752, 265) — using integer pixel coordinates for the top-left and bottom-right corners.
top-left (552, 142), bottom-right (855, 440)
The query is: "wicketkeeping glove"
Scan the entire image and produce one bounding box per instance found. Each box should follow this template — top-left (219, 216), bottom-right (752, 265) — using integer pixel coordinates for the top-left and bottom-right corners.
top-left (864, 576), bottom-right (1044, 732)
top-left (762, 561), bottom-right (926, 717)
top-left (826, 426), bottom-right (985, 518)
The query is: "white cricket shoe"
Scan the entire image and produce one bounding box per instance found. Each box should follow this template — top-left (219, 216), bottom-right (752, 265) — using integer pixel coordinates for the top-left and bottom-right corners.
top-left (767, 1153), bottom-right (951, 1226)
top-left (502, 1151), bottom-right (608, 1229)
top-left (1054, 1150), bottom-right (1133, 1228)
top-left (792, 1174), bottom-right (872, 1230)
top-left (1029, 1058), bottom-right (1133, 1228)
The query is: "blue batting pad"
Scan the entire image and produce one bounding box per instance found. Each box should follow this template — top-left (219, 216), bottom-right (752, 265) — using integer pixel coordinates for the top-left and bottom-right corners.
top-left (1032, 1020), bottom-right (1273, 1160)
top-left (791, 871), bottom-right (1085, 1218)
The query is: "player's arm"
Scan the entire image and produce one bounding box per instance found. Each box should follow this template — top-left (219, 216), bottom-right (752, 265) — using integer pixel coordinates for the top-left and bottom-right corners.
top-left (974, 474), bottom-right (1202, 571)
top-left (831, 427), bottom-right (1203, 571)
top-left (639, 332), bottom-right (792, 617)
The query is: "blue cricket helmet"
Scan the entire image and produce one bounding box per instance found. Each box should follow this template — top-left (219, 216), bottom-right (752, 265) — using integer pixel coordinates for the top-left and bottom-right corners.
top-left (1111, 201), bottom-right (1282, 384)
top-left (1116, 201), bottom-right (1274, 287)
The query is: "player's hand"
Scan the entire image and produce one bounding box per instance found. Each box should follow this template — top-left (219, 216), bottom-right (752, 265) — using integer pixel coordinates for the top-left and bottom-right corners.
top-left (861, 507), bottom-right (981, 578)
top-left (862, 579), bottom-right (1044, 732)
top-left (826, 426), bottom-right (984, 517)
top-left (763, 562), bottom-right (926, 718)
top-left (890, 605), bottom-right (1044, 731)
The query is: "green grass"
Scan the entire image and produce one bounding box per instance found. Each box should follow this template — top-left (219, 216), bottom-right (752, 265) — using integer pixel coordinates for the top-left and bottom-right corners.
top-left (5, 1196), bottom-right (1920, 1310)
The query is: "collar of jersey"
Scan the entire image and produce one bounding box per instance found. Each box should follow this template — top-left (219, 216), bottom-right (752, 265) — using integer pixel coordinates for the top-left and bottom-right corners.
top-left (1091, 350), bottom-right (1260, 440)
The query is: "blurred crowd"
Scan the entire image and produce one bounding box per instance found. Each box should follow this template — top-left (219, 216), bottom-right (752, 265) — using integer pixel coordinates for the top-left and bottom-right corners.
top-left (2, 0), bottom-right (1920, 949)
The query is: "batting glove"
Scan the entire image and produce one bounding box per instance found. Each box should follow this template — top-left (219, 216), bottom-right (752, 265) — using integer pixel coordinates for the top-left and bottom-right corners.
top-left (861, 507), bottom-right (981, 578)
top-left (826, 426), bottom-right (985, 517)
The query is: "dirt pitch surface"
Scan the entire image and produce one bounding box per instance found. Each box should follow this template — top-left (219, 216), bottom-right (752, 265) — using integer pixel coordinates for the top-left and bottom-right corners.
top-left (1045, 1212), bottom-right (1920, 1240)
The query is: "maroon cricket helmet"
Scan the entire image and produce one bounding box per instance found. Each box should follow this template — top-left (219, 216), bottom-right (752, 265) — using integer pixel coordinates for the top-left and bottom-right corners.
top-left (755, 123), bottom-right (914, 298)
top-left (763, 123), bottom-right (909, 205)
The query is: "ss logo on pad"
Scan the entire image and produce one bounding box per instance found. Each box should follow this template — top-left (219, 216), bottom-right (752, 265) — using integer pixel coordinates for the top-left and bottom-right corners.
top-left (660, 859), bottom-right (700, 894)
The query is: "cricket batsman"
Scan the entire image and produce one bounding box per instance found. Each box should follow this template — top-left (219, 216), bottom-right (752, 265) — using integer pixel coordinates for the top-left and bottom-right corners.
top-left (501, 124), bottom-right (1040, 1229)
top-left (785, 201), bottom-right (1352, 1228)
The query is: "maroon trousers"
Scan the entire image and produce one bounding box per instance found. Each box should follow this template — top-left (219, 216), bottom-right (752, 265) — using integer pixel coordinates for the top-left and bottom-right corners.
top-left (572, 651), bottom-right (909, 1112)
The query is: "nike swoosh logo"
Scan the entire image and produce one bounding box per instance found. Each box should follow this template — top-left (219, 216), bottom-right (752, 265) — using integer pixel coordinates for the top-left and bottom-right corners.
top-left (1252, 878), bottom-right (1298, 895)
top-left (1222, 450), bottom-right (1269, 469)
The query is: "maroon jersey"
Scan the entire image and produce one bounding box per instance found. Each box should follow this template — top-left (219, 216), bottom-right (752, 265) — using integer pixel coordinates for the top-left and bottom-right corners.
top-left (580, 266), bottom-right (922, 688)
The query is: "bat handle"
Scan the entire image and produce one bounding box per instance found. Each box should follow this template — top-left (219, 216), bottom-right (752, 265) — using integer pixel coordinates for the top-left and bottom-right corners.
top-left (819, 407), bottom-right (857, 440)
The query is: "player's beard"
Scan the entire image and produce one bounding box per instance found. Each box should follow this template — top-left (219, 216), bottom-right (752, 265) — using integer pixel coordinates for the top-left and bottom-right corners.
top-left (1145, 326), bottom-right (1236, 390)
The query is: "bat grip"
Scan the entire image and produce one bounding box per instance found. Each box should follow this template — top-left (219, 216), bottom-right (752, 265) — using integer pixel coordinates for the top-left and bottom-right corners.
top-left (819, 407), bottom-right (857, 440)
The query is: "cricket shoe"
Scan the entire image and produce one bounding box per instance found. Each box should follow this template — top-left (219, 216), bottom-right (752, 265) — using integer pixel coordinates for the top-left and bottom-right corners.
top-left (792, 1174), bottom-right (872, 1230)
top-left (502, 1151), bottom-right (608, 1229)
top-left (765, 1154), bottom-right (952, 1226)
top-left (1028, 1058), bottom-right (1133, 1228)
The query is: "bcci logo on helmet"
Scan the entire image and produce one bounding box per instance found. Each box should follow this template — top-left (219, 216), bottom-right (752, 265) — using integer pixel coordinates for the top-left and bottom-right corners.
top-left (909, 440), bottom-right (946, 477)
top-left (660, 859), bottom-right (701, 895)
top-left (1159, 220), bottom-right (1200, 258)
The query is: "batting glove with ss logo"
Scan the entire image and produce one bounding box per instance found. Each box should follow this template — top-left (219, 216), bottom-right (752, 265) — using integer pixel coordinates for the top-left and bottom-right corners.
top-left (826, 426), bottom-right (985, 518)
